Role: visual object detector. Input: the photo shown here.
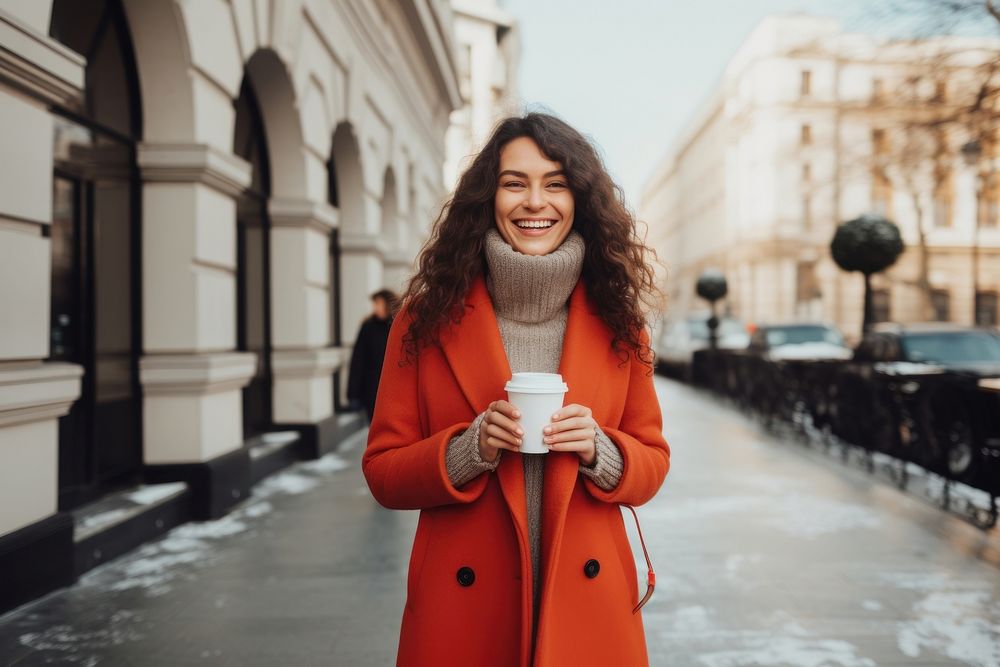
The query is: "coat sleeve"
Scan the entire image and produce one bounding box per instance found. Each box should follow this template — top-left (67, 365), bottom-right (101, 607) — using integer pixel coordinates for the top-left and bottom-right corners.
top-left (582, 327), bottom-right (670, 506)
top-left (361, 306), bottom-right (492, 510)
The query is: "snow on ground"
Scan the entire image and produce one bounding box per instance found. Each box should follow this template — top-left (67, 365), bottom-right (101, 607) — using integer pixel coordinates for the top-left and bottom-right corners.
top-left (652, 607), bottom-right (877, 667)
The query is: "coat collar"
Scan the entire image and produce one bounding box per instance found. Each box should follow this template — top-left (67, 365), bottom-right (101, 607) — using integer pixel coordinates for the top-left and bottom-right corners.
top-left (439, 272), bottom-right (614, 588)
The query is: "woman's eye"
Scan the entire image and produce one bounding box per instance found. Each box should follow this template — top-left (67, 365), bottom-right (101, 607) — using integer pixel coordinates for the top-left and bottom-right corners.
top-left (502, 181), bottom-right (525, 188)
top-left (547, 182), bottom-right (567, 189)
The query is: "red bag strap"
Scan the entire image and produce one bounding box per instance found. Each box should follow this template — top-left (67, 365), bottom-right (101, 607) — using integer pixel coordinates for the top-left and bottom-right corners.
top-left (622, 503), bottom-right (655, 613)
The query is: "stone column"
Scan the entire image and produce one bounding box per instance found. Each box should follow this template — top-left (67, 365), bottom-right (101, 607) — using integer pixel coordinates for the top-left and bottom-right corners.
top-left (136, 142), bottom-right (257, 518)
top-left (0, 7), bottom-right (85, 613)
top-left (268, 198), bottom-right (355, 456)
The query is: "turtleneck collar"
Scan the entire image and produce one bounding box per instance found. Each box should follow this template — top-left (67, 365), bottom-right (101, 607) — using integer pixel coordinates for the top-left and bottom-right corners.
top-left (484, 226), bottom-right (585, 324)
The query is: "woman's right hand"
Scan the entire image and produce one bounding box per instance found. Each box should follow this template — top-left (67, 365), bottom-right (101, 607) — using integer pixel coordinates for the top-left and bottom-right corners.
top-left (478, 400), bottom-right (524, 462)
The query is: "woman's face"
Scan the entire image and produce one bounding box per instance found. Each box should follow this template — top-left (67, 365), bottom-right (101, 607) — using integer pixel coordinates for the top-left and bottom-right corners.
top-left (494, 136), bottom-right (575, 256)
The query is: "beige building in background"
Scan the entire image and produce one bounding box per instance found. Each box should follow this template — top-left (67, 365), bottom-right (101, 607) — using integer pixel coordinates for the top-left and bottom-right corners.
top-left (641, 14), bottom-right (1000, 340)
top-left (0, 0), bottom-right (462, 613)
top-left (444, 0), bottom-right (520, 188)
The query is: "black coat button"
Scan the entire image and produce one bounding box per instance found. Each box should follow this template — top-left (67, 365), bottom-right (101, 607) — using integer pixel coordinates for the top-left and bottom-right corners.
top-left (584, 558), bottom-right (600, 578)
top-left (456, 566), bottom-right (476, 586)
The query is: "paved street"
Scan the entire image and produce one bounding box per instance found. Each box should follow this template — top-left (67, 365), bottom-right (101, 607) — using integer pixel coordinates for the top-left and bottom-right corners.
top-left (2, 377), bottom-right (999, 666)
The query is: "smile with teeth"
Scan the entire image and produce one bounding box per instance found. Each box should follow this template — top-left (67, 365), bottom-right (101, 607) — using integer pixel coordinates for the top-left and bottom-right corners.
top-left (513, 219), bottom-right (557, 229)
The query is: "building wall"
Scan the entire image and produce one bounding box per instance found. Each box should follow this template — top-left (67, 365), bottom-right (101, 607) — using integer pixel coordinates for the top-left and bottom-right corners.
top-left (444, 0), bottom-right (520, 188)
top-left (0, 0), bottom-right (461, 542)
top-left (640, 14), bottom-right (1000, 341)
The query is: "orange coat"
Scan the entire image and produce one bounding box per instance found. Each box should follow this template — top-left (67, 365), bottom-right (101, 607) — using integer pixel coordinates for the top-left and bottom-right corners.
top-left (362, 274), bottom-right (671, 667)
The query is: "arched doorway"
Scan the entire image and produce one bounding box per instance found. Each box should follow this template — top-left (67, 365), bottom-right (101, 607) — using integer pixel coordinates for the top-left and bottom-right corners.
top-left (233, 77), bottom-right (273, 440)
top-left (329, 122), bottom-right (365, 411)
top-left (49, 0), bottom-right (143, 510)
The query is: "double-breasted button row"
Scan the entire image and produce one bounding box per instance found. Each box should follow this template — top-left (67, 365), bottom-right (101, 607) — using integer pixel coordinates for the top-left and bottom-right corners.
top-left (456, 560), bottom-right (601, 586)
top-left (456, 566), bottom-right (475, 586)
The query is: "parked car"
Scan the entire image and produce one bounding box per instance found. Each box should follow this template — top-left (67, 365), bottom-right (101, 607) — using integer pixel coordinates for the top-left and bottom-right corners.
top-left (833, 323), bottom-right (1000, 489)
top-left (747, 323), bottom-right (852, 361)
top-left (656, 314), bottom-right (749, 378)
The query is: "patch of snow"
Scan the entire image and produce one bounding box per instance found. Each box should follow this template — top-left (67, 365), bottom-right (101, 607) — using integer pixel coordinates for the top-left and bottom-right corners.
top-left (253, 471), bottom-right (319, 498)
top-left (19, 611), bottom-right (143, 652)
top-left (76, 509), bottom-right (131, 534)
top-left (242, 501), bottom-right (272, 518)
top-left (897, 591), bottom-right (1000, 667)
top-left (698, 636), bottom-right (877, 667)
top-left (125, 482), bottom-right (186, 506)
top-left (299, 453), bottom-right (350, 474)
top-left (861, 600), bottom-right (883, 611)
top-left (262, 431), bottom-right (299, 445)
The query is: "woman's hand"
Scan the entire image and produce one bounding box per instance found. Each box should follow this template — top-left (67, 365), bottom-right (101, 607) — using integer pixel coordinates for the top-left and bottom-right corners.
top-left (478, 400), bottom-right (523, 463)
top-left (544, 404), bottom-right (598, 466)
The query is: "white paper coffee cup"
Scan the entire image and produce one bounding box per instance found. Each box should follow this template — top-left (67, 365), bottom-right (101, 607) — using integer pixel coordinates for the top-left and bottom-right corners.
top-left (505, 372), bottom-right (569, 455)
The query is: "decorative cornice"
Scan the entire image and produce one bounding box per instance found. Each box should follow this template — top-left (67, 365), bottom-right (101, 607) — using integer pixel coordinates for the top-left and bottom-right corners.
top-left (0, 361), bottom-right (83, 429)
top-left (140, 352), bottom-right (257, 396)
top-left (339, 231), bottom-right (389, 257)
top-left (137, 143), bottom-right (252, 198)
top-left (271, 347), bottom-right (347, 379)
top-left (268, 198), bottom-right (340, 233)
top-left (0, 9), bottom-right (84, 108)
top-left (382, 248), bottom-right (414, 268)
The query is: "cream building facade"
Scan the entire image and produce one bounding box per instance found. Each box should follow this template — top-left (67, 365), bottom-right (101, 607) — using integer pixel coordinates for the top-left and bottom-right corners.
top-left (443, 0), bottom-right (519, 188)
top-left (0, 0), bottom-right (461, 613)
top-left (641, 15), bottom-right (1000, 340)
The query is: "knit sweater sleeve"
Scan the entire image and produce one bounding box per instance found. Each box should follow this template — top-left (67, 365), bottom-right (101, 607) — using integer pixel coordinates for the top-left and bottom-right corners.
top-left (578, 425), bottom-right (624, 491)
top-left (446, 410), bottom-right (501, 487)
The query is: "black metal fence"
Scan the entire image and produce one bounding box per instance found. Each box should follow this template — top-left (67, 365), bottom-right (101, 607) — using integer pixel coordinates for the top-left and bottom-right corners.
top-left (682, 349), bottom-right (1000, 528)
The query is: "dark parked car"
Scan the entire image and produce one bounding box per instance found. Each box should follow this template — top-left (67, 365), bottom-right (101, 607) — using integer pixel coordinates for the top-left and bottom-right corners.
top-left (833, 323), bottom-right (1000, 490)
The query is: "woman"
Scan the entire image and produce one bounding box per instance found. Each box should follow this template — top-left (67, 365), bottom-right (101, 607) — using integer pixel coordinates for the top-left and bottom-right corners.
top-left (362, 112), bottom-right (670, 667)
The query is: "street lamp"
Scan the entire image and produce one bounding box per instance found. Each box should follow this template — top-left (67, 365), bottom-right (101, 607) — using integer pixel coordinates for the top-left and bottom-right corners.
top-left (961, 138), bottom-right (982, 326)
top-left (696, 269), bottom-right (728, 350)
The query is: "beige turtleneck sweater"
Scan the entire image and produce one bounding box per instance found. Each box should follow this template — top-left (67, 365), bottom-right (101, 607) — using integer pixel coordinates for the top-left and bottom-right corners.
top-left (444, 226), bottom-right (625, 647)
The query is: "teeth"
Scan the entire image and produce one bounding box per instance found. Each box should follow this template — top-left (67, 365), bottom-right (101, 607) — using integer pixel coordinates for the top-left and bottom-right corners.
top-left (514, 220), bottom-right (555, 229)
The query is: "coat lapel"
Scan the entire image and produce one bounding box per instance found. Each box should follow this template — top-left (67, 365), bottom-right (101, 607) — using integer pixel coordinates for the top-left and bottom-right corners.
top-left (439, 273), bottom-right (614, 596)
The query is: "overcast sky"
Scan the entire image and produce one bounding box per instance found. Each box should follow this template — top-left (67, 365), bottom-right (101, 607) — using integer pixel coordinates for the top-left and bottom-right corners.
top-left (498, 0), bottom-right (874, 211)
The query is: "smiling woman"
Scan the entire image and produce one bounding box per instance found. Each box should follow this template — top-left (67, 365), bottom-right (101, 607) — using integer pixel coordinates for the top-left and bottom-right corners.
top-left (362, 112), bottom-right (670, 667)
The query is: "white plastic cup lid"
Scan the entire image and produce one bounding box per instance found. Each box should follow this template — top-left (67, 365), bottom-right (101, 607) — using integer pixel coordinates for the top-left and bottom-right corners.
top-left (504, 372), bottom-right (568, 394)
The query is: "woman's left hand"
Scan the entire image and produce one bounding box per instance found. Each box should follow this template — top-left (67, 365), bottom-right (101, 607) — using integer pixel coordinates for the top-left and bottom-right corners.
top-left (543, 403), bottom-right (598, 466)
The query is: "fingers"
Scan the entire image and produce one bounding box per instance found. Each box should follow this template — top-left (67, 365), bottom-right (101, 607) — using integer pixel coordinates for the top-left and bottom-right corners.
top-left (481, 400), bottom-right (523, 454)
top-left (544, 428), bottom-right (596, 446)
top-left (490, 400), bottom-right (521, 420)
top-left (544, 416), bottom-right (595, 437)
top-left (550, 403), bottom-right (591, 421)
top-left (483, 421), bottom-right (521, 450)
top-left (545, 437), bottom-right (595, 453)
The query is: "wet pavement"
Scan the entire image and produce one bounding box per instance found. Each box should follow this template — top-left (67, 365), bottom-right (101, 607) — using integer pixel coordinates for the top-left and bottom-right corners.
top-left (1, 377), bottom-right (999, 666)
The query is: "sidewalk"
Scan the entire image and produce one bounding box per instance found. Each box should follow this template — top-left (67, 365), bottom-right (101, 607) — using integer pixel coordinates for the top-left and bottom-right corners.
top-left (2, 378), bottom-right (999, 665)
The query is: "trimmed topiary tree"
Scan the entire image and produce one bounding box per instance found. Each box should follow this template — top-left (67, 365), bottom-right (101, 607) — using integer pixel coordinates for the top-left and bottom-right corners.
top-left (830, 213), bottom-right (904, 333)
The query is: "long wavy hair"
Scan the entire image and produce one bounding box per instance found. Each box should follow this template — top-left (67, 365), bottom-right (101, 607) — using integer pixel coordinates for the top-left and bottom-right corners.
top-left (399, 112), bottom-right (663, 368)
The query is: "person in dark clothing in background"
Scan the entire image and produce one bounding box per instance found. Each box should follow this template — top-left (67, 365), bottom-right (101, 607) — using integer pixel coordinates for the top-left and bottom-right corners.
top-left (347, 289), bottom-right (398, 423)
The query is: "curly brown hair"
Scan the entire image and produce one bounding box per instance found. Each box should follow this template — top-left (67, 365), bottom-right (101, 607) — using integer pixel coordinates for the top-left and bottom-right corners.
top-left (399, 112), bottom-right (663, 367)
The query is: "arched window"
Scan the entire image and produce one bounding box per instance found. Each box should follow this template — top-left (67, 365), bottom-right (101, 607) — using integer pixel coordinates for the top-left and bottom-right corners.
top-left (233, 78), bottom-right (274, 440)
top-left (49, 0), bottom-right (143, 509)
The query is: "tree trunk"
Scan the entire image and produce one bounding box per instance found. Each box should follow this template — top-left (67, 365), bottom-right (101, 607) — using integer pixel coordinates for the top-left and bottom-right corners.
top-left (911, 192), bottom-right (933, 319)
top-left (863, 272), bottom-right (874, 334)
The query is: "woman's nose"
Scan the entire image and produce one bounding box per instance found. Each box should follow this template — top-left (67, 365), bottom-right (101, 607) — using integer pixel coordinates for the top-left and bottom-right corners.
top-left (524, 186), bottom-right (545, 210)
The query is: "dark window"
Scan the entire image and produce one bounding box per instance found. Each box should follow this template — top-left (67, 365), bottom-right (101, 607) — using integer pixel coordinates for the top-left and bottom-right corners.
top-left (931, 289), bottom-right (950, 322)
top-left (801, 70), bottom-right (812, 97)
top-left (976, 291), bottom-right (998, 327)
